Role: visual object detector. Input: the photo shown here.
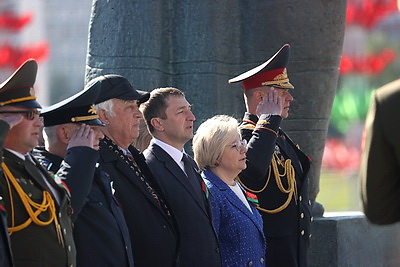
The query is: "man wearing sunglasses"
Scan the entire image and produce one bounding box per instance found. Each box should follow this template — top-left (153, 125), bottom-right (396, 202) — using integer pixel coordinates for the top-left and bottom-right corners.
top-left (229, 44), bottom-right (312, 267)
top-left (0, 59), bottom-right (76, 266)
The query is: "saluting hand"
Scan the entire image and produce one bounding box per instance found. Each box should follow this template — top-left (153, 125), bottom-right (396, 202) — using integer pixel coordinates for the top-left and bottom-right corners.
top-left (256, 88), bottom-right (284, 117)
top-left (67, 124), bottom-right (95, 150)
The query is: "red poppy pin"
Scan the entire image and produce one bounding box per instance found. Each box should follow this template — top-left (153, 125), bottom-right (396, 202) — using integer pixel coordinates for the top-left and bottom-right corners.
top-left (201, 180), bottom-right (209, 199)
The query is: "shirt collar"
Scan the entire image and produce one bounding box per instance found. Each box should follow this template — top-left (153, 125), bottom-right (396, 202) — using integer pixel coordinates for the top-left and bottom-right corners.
top-left (152, 138), bottom-right (184, 165)
top-left (5, 148), bottom-right (26, 161)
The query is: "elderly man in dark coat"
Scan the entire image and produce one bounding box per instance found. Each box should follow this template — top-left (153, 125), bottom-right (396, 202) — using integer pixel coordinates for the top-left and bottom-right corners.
top-left (94, 75), bottom-right (179, 267)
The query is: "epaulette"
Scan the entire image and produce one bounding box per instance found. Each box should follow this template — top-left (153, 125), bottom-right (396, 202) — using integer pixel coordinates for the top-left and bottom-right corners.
top-left (239, 124), bottom-right (256, 130)
top-left (255, 119), bottom-right (278, 137)
top-left (242, 118), bottom-right (256, 126)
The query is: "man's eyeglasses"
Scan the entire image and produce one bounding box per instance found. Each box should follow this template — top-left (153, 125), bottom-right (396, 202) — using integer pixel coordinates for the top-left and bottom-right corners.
top-left (0, 110), bottom-right (40, 120)
top-left (229, 139), bottom-right (248, 152)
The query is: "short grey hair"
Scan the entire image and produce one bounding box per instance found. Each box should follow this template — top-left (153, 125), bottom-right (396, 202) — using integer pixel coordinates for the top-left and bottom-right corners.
top-left (193, 115), bottom-right (240, 170)
top-left (95, 99), bottom-right (115, 117)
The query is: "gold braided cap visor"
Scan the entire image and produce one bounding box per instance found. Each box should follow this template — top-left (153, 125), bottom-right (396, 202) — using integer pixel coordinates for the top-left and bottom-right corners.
top-left (242, 68), bottom-right (294, 90)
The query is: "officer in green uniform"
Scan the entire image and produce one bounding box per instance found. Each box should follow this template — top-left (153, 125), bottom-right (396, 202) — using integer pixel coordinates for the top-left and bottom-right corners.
top-left (0, 115), bottom-right (22, 267)
top-left (0, 59), bottom-right (76, 267)
top-left (229, 44), bottom-right (312, 267)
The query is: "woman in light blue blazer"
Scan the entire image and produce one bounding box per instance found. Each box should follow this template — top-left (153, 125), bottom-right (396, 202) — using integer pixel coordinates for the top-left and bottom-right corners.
top-left (193, 115), bottom-right (266, 267)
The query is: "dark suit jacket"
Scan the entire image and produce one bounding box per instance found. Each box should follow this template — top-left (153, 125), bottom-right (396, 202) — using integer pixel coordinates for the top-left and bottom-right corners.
top-left (144, 143), bottom-right (221, 267)
top-left (0, 121), bottom-right (13, 267)
top-left (360, 79), bottom-right (400, 224)
top-left (33, 146), bottom-right (134, 267)
top-left (239, 113), bottom-right (311, 267)
top-left (98, 140), bottom-right (179, 267)
top-left (0, 149), bottom-right (76, 266)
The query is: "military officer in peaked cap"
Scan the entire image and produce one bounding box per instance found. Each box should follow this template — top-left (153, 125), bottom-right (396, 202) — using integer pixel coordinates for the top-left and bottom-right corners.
top-left (0, 59), bottom-right (76, 266)
top-left (229, 44), bottom-right (312, 267)
top-left (34, 81), bottom-right (135, 267)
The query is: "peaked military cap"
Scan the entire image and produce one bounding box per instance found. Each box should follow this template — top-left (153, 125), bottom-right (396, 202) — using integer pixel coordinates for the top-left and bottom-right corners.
top-left (90, 74), bottom-right (150, 104)
top-left (0, 59), bottom-right (41, 108)
top-left (41, 80), bottom-right (105, 127)
top-left (228, 44), bottom-right (294, 90)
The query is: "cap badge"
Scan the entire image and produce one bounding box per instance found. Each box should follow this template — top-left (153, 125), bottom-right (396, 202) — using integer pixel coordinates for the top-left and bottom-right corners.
top-left (88, 104), bottom-right (97, 115)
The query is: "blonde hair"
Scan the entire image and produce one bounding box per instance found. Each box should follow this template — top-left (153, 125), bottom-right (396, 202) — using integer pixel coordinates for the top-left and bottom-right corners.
top-left (193, 115), bottom-right (240, 170)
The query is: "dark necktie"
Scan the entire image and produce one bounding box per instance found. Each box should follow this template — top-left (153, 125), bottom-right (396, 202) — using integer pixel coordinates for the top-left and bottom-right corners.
top-left (181, 153), bottom-right (206, 202)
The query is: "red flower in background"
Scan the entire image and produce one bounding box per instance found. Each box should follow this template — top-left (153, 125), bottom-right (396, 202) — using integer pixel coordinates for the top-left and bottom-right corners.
top-left (0, 10), bottom-right (50, 68)
top-left (322, 138), bottom-right (361, 172)
top-left (339, 48), bottom-right (396, 76)
top-left (346, 0), bottom-right (399, 29)
top-left (0, 41), bottom-right (49, 68)
top-left (0, 11), bottom-right (32, 32)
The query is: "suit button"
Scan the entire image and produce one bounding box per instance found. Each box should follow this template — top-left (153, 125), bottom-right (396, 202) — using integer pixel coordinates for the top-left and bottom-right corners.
top-left (309, 200), bottom-right (312, 205)
top-left (163, 225), bottom-right (167, 229)
top-left (67, 206), bottom-right (73, 216)
top-left (248, 261), bottom-right (253, 266)
top-left (299, 196), bottom-right (302, 202)
top-left (301, 230), bottom-right (305, 236)
top-left (300, 212), bottom-right (304, 219)
top-left (311, 216), bottom-right (314, 222)
top-left (68, 245), bottom-right (71, 252)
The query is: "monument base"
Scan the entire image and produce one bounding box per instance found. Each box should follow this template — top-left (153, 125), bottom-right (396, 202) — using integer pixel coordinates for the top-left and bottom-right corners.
top-left (309, 212), bottom-right (400, 267)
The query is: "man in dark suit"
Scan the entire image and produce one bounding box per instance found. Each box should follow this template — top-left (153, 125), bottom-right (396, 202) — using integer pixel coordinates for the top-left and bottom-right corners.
top-left (0, 59), bottom-right (76, 266)
top-left (142, 87), bottom-right (221, 267)
top-left (93, 75), bottom-right (179, 267)
top-left (228, 44), bottom-right (312, 267)
top-left (360, 79), bottom-right (400, 225)
top-left (33, 82), bottom-right (134, 266)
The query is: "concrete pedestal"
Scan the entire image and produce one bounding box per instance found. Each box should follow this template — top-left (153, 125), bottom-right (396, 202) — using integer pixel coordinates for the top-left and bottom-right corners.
top-left (309, 212), bottom-right (400, 267)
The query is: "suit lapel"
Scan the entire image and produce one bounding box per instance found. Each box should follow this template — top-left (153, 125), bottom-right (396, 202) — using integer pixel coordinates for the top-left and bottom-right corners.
top-left (150, 144), bottom-right (210, 216)
top-left (100, 146), bottom-right (168, 217)
top-left (206, 171), bottom-right (265, 236)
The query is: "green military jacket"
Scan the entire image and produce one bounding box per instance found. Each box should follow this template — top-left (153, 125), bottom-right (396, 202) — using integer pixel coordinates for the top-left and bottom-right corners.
top-left (0, 121), bottom-right (76, 267)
